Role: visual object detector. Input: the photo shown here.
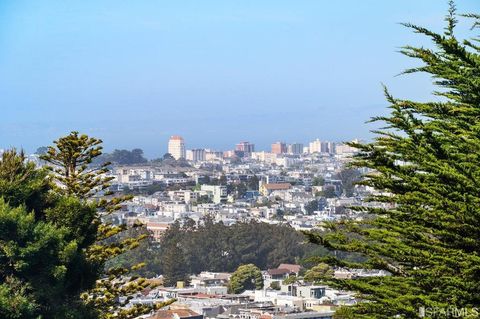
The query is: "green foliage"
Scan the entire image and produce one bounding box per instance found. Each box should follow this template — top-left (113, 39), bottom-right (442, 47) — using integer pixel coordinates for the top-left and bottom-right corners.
top-left (305, 199), bottom-right (319, 215)
top-left (111, 220), bottom-right (366, 284)
top-left (0, 150), bottom-right (52, 217)
top-left (194, 195), bottom-right (213, 205)
top-left (269, 281), bottom-right (281, 290)
top-left (0, 277), bottom-right (37, 319)
top-left (34, 146), bottom-right (48, 155)
top-left (312, 177), bottom-right (325, 186)
top-left (307, 5), bottom-right (480, 318)
top-left (228, 264), bottom-right (263, 294)
top-left (41, 132), bottom-right (171, 318)
top-left (94, 149), bottom-right (148, 166)
top-left (334, 168), bottom-right (361, 197)
top-left (105, 228), bottom-right (163, 278)
top-left (112, 148), bottom-right (148, 164)
top-left (159, 218), bottom-right (312, 282)
top-left (40, 132), bottom-right (111, 201)
top-left (282, 275), bottom-right (299, 285)
top-left (0, 150), bottom-right (99, 318)
top-left (232, 182), bottom-right (248, 198)
top-left (320, 186), bottom-right (336, 198)
top-left (303, 263), bottom-right (333, 283)
top-left (248, 175), bottom-right (260, 190)
top-left (163, 153), bottom-right (175, 160)
top-left (159, 222), bottom-right (190, 287)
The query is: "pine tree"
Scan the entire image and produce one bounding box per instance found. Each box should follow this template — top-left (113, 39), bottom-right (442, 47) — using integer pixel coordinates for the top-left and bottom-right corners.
top-left (306, 3), bottom-right (480, 318)
top-left (41, 132), bottom-right (173, 319)
top-left (0, 149), bottom-right (99, 318)
top-left (160, 222), bottom-right (190, 287)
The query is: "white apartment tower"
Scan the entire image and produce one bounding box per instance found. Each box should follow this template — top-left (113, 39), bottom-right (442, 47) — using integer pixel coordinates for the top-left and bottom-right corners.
top-left (168, 135), bottom-right (186, 160)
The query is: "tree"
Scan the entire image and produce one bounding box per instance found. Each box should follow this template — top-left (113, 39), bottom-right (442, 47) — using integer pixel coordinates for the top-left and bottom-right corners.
top-left (34, 146), bottom-right (48, 155)
top-left (0, 149), bottom-right (52, 217)
top-left (248, 175), bottom-right (260, 190)
top-left (322, 186), bottom-right (336, 198)
top-left (41, 132), bottom-right (173, 318)
top-left (109, 149), bottom-right (148, 165)
top-left (195, 195), bottom-right (212, 205)
top-left (218, 174), bottom-right (227, 185)
top-left (312, 176), bottom-right (325, 186)
top-left (228, 264), bottom-right (263, 294)
top-left (0, 149), bottom-right (99, 318)
top-left (40, 132), bottom-right (111, 201)
top-left (234, 182), bottom-right (248, 198)
top-left (163, 153), bottom-right (175, 160)
top-left (159, 222), bottom-right (190, 287)
top-left (305, 199), bottom-right (319, 215)
top-left (335, 168), bottom-right (361, 197)
top-left (306, 5), bottom-right (480, 318)
top-left (158, 220), bottom-right (313, 279)
top-left (282, 275), bottom-right (299, 285)
top-left (303, 263), bottom-right (333, 283)
top-left (269, 281), bottom-right (280, 290)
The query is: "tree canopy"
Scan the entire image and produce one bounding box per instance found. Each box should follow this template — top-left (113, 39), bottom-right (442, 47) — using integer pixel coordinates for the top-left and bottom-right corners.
top-left (93, 148), bottom-right (148, 166)
top-left (0, 149), bottom-right (99, 318)
top-left (155, 217), bottom-right (322, 285)
top-left (228, 264), bottom-right (263, 294)
top-left (306, 4), bottom-right (480, 318)
top-left (41, 132), bottom-right (173, 318)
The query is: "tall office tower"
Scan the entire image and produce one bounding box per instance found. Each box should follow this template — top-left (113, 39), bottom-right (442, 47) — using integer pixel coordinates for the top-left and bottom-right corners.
top-left (327, 141), bottom-right (336, 154)
top-left (235, 141), bottom-right (255, 153)
top-left (320, 141), bottom-right (330, 153)
top-left (318, 141), bottom-right (336, 154)
top-left (309, 139), bottom-right (322, 153)
top-left (271, 142), bottom-right (287, 154)
top-left (288, 143), bottom-right (304, 154)
top-left (168, 135), bottom-right (186, 160)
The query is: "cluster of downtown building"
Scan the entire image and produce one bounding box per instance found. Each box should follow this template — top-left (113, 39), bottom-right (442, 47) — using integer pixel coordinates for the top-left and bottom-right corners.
top-left (168, 135), bottom-right (356, 162)
top-left (111, 134), bottom-right (376, 239)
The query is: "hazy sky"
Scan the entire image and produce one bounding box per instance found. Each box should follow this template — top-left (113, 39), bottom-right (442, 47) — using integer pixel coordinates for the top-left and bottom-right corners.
top-left (1, 1), bottom-right (478, 158)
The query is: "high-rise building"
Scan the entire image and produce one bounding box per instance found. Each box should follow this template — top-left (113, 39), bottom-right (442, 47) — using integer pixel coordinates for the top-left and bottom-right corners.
top-left (235, 141), bottom-right (255, 154)
top-left (271, 142), bottom-right (287, 154)
top-left (309, 139), bottom-right (322, 153)
top-left (288, 143), bottom-right (304, 154)
top-left (168, 135), bottom-right (186, 160)
top-left (186, 149), bottom-right (206, 162)
top-left (309, 139), bottom-right (335, 154)
top-left (326, 141), bottom-right (336, 154)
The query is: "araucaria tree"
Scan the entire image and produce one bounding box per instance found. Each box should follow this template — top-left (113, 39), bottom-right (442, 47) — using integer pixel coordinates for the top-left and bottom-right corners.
top-left (306, 4), bottom-right (480, 319)
top-left (40, 131), bottom-right (173, 318)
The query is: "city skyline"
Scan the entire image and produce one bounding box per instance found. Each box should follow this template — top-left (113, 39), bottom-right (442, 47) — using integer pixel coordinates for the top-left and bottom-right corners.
top-left (1, 1), bottom-right (478, 158)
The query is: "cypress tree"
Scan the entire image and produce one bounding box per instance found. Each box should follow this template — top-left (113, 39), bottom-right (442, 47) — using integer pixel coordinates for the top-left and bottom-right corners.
top-left (228, 264), bottom-right (264, 294)
top-left (306, 3), bottom-right (480, 318)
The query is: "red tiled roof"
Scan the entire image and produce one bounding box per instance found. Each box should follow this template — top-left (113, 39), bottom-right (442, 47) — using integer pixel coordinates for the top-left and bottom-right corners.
top-left (267, 268), bottom-right (291, 276)
top-left (263, 183), bottom-right (291, 190)
top-left (278, 264), bottom-right (302, 273)
top-left (149, 309), bottom-right (200, 319)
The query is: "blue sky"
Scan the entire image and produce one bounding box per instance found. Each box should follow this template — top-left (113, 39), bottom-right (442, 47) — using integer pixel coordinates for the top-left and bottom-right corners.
top-left (0, 1), bottom-right (478, 158)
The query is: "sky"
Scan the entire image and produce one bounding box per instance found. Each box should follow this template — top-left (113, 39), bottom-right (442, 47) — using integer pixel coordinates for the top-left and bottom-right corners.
top-left (0, 1), bottom-right (478, 158)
